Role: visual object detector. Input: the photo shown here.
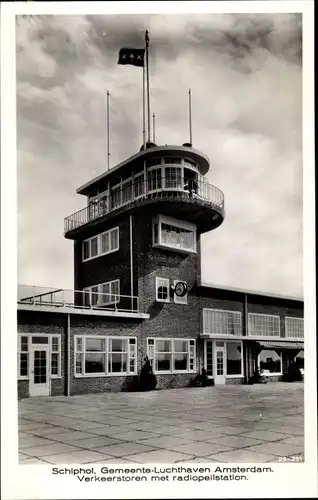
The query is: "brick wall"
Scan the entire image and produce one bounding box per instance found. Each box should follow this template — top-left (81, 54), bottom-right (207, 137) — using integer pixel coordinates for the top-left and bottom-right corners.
top-left (18, 380), bottom-right (29, 399)
top-left (74, 217), bottom-right (134, 298)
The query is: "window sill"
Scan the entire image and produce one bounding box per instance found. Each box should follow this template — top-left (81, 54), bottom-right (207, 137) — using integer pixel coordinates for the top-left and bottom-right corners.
top-left (153, 243), bottom-right (197, 255)
top-left (226, 375), bottom-right (244, 378)
top-left (153, 370), bottom-right (196, 375)
top-left (74, 373), bottom-right (137, 378)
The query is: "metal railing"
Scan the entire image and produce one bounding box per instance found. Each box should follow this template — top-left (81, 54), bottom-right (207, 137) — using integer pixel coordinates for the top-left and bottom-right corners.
top-left (64, 176), bottom-right (225, 233)
top-left (18, 285), bottom-right (140, 313)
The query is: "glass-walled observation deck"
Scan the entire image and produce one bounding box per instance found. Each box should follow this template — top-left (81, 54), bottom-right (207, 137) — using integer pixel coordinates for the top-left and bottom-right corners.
top-left (64, 150), bottom-right (225, 237)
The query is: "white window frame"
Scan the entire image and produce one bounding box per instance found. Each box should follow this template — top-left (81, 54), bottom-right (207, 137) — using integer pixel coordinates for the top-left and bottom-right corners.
top-left (155, 277), bottom-right (170, 303)
top-left (74, 336), bottom-right (137, 377)
top-left (258, 349), bottom-right (283, 376)
top-left (100, 227), bottom-right (119, 257)
top-left (152, 214), bottom-right (197, 253)
top-left (82, 227), bottom-right (119, 262)
top-left (285, 317), bottom-right (304, 339)
top-left (173, 280), bottom-right (188, 305)
top-left (147, 166), bottom-right (163, 193)
top-left (17, 334), bottom-right (62, 380)
top-left (111, 182), bottom-right (122, 209)
top-left (134, 171), bottom-right (145, 199)
top-left (248, 312), bottom-right (281, 339)
top-left (147, 338), bottom-right (196, 374)
top-left (17, 335), bottom-right (30, 380)
top-left (84, 279), bottom-right (120, 307)
top-left (121, 177), bottom-right (133, 206)
top-left (203, 309), bottom-right (242, 336)
top-left (50, 336), bottom-right (62, 378)
top-left (163, 165), bottom-right (183, 191)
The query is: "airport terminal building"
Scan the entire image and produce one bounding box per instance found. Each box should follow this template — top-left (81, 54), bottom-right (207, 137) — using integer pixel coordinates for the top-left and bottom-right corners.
top-left (17, 144), bottom-right (304, 398)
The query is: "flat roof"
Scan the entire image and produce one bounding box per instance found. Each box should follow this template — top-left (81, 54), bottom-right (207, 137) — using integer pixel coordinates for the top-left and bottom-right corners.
top-left (77, 145), bottom-right (211, 196)
top-left (199, 282), bottom-right (303, 302)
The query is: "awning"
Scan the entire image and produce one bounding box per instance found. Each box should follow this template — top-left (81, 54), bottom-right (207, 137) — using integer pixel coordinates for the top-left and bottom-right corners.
top-left (256, 341), bottom-right (304, 350)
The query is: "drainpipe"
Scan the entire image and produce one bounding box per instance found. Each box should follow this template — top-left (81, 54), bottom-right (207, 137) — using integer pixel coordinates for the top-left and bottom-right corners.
top-left (244, 293), bottom-right (249, 383)
top-left (130, 215), bottom-right (134, 311)
top-left (67, 313), bottom-right (71, 397)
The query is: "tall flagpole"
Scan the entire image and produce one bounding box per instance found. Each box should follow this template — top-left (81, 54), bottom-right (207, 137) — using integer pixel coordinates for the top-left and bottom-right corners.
top-left (145, 30), bottom-right (151, 143)
top-left (188, 88), bottom-right (193, 146)
top-left (152, 113), bottom-right (156, 143)
top-left (106, 90), bottom-right (110, 170)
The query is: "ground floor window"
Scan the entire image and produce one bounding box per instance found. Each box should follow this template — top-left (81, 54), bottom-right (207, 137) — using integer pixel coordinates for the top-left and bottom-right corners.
top-left (226, 341), bottom-right (243, 375)
top-left (147, 338), bottom-right (196, 373)
top-left (258, 349), bottom-right (282, 374)
top-left (17, 334), bottom-right (61, 379)
top-left (75, 336), bottom-right (137, 377)
top-left (294, 350), bottom-right (304, 369)
top-left (204, 340), bottom-right (243, 378)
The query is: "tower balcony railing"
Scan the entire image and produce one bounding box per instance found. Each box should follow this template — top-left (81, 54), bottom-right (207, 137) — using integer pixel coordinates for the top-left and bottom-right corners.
top-left (18, 285), bottom-right (140, 314)
top-left (64, 176), bottom-right (225, 234)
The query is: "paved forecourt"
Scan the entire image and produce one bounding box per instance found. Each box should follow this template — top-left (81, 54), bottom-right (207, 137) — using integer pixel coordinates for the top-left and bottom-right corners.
top-left (18, 383), bottom-right (304, 465)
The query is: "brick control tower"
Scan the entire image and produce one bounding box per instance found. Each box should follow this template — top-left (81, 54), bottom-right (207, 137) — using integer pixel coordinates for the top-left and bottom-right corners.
top-left (64, 142), bottom-right (225, 386)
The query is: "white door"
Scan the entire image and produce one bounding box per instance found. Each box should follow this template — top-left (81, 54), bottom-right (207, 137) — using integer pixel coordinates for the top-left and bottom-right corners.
top-left (30, 347), bottom-right (50, 396)
top-left (214, 347), bottom-right (226, 385)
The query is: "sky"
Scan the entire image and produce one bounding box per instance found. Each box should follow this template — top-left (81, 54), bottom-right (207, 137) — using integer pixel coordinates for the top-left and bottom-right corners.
top-left (16, 13), bottom-right (303, 297)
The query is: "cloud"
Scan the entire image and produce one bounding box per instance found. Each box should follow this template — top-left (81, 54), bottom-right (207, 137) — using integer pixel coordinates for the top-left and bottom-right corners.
top-left (16, 13), bottom-right (302, 297)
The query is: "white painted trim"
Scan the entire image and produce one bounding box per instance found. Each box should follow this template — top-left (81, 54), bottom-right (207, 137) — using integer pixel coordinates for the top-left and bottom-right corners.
top-left (18, 334), bottom-right (62, 382)
top-left (17, 303), bottom-right (150, 319)
top-left (155, 277), bottom-right (170, 303)
top-left (203, 308), bottom-right (242, 336)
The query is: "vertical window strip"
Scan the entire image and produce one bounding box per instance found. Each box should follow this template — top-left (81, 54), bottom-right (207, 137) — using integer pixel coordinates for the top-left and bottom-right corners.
top-left (50, 336), bottom-right (61, 377)
top-left (18, 335), bottom-right (30, 378)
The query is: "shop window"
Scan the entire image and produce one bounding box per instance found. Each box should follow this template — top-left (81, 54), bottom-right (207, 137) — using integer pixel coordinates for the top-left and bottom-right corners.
top-left (294, 350), bottom-right (304, 369)
top-left (258, 350), bottom-right (282, 374)
top-left (226, 341), bottom-right (242, 376)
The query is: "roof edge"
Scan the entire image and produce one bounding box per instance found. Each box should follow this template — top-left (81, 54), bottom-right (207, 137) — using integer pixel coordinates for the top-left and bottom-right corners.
top-left (198, 282), bottom-right (303, 302)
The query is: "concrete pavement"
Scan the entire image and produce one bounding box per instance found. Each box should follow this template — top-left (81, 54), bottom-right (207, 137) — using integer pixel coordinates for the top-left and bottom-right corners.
top-left (18, 382), bottom-right (304, 464)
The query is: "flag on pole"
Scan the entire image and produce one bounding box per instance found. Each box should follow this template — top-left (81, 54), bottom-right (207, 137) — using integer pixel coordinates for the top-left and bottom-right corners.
top-left (118, 48), bottom-right (145, 67)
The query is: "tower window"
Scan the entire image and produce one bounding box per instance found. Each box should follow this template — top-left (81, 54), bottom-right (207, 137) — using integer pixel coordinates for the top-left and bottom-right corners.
top-left (82, 227), bottom-right (119, 262)
top-left (152, 215), bottom-right (197, 253)
top-left (156, 277), bottom-right (170, 303)
top-left (148, 167), bottom-right (162, 192)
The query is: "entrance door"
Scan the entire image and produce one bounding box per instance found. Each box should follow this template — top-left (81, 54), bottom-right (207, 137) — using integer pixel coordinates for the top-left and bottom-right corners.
top-left (215, 346), bottom-right (226, 385)
top-left (30, 347), bottom-right (50, 396)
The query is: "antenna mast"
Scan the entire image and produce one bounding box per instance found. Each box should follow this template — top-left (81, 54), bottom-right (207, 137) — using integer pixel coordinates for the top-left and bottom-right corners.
top-left (106, 90), bottom-right (110, 170)
top-left (188, 88), bottom-right (193, 145)
top-left (152, 113), bottom-right (156, 143)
